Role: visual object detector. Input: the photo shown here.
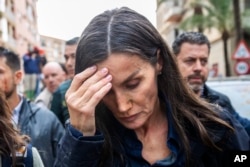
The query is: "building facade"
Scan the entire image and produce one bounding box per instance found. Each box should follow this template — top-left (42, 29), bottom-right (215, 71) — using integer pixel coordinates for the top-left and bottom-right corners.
top-left (0, 0), bottom-right (65, 63)
top-left (0, 0), bottom-right (39, 56)
top-left (40, 35), bottom-right (65, 63)
top-left (0, 0), bottom-right (66, 99)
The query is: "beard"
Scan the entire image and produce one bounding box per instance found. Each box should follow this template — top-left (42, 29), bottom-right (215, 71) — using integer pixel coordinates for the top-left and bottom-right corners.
top-left (186, 74), bottom-right (206, 95)
top-left (187, 82), bottom-right (204, 95)
top-left (5, 87), bottom-right (15, 99)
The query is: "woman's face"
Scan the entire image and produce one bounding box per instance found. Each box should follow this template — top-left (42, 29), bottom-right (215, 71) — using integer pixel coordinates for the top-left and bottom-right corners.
top-left (98, 53), bottom-right (162, 129)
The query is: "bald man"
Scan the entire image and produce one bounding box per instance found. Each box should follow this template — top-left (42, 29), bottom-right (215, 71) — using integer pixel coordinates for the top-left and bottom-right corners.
top-left (35, 61), bottom-right (67, 108)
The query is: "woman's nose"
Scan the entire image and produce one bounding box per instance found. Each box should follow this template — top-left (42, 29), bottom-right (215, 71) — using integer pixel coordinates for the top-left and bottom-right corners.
top-left (116, 93), bottom-right (132, 113)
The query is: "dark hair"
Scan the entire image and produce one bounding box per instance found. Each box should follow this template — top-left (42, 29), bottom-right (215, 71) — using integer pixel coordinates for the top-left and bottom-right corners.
top-left (59, 62), bottom-right (68, 75)
top-left (0, 49), bottom-right (21, 71)
top-left (75, 7), bottom-right (231, 166)
top-left (172, 31), bottom-right (211, 55)
top-left (66, 37), bottom-right (79, 46)
top-left (0, 46), bottom-right (6, 53)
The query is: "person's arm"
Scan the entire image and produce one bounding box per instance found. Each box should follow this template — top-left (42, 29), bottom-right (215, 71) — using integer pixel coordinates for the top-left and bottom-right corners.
top-left (54, 66), bottom-right (112, 167)
top-left (32, 147), bottom-right (44, 167)
top-left (220, 110), bottom-right (250, 150)
top-left (51, 114), bottom-right (65, 158)
top-left (222, 96), bottom-right (250, 137)
top-left (54, 124), bottom-right (104, 167)
top-left (50, 89), bottom-right (64, 125)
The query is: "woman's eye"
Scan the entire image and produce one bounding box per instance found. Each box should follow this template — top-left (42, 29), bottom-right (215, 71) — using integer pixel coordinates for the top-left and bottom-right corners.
top-left (126, 81), bottom-right (139, 89)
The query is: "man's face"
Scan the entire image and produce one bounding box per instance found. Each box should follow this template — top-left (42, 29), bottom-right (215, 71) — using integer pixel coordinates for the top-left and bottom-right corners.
top-left (176, 43), bottom-right (209, 96)
top-left (0, 57), bottom-right (21, 99)
top-left (64, 44), bottom-right (77, 79)
top-left (42, 63), bottom-right (66, 93)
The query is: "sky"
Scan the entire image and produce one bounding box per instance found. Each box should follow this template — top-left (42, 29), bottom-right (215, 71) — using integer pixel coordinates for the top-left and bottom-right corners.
top-left (36, 0), bottom-right (157, 41)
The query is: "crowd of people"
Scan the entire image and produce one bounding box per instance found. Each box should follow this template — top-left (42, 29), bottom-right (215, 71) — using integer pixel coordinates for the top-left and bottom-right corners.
top-left (0, 46), bottom-right (64, 167)
top-left (0, 6), bottom-right (250, 167)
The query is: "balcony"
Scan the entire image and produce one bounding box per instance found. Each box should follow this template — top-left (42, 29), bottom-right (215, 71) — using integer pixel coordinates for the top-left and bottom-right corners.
top-left (0, 0), bottom-right (4, 13)
top-left (7, 36), bottom-right (17, 50)
top-left (163, 6), bottom-right (183, 22)
top-left (5, 6), bottom-right (15, 24)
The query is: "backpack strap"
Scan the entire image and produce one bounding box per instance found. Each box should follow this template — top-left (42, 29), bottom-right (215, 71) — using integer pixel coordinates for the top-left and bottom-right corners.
top-left (23, 144), bottom-right (33, 167)
top-left (1, 144), bottom-right (33, 167)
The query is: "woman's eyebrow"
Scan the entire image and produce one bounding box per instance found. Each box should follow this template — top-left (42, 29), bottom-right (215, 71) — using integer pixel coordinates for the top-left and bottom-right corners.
top-left (122, 70), bottom-right (140, 84)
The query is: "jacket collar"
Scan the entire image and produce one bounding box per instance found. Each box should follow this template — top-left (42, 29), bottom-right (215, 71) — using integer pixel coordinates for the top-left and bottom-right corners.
top-left (201, 84), bottom-right (220, 102)
top-left (18, 98), bottom-right (39, 125)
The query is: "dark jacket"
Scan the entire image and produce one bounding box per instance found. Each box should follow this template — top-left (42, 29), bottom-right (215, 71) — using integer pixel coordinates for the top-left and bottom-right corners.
top-left (202, 84), bottom-right (250, 136)
top-left (54, 98), bottom-right (249, 167)
top-left (50, 79), bottom-right (72, 126)
top-left (18, 98), bottom-right (64, 167)
top-left (23, 54), bottom-right (42, 74)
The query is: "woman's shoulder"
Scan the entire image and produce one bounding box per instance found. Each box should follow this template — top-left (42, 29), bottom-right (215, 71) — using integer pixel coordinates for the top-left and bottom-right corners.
top-left (31, 147), bottom-right (44, 167)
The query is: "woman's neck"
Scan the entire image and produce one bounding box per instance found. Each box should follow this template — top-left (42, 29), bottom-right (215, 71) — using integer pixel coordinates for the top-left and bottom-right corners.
top-left (134, 101), bottom-right (170, 165)
top-left (135, 100), bottom-right (167, 139)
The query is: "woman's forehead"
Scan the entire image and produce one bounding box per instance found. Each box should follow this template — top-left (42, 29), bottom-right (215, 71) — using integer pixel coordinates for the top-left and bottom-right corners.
top-left (96, 53), bottom-right (149, 83)
top-left (97, 53), bottom-right (145, 71)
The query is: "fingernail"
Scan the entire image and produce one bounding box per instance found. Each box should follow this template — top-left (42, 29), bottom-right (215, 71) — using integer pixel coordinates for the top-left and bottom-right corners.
top-left (106, 75), bottom-right (112, 81)
top-left (101, 68), bottom-right (108, 74)
top-left (89, 65), bottom-right (97, 71)
top-left (106, 83), bottom-right (112, 88)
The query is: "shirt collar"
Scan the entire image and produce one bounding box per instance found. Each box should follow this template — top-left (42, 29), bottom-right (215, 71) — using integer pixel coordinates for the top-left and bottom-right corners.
top-left (12, 95), bottom-right (24, 125)
top-left (14, 95), bottom-right (23, 113)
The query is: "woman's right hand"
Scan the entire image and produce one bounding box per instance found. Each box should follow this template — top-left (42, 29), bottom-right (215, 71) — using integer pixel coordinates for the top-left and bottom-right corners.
top-left (65, 66), bottom-right (112, 136)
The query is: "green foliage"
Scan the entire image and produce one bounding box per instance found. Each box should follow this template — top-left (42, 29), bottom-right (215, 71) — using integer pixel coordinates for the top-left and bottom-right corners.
top-left (242, 9), bottom-right (250, 33)
top-left (179, 0), bottom-right (234, 76)
top-left (179, 0), bottom-right (234, 33)
top-left (157, 0), bottom-right (167, 6)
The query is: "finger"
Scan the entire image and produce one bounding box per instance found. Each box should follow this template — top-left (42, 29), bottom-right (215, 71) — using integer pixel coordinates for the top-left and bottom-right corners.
top-left (66, 73), bottom-right (112, 113)
top-left (84, 82), bottom-right (112, 111)
top-left (66, 66), bottom-right (97, 95)
top-left (66, 82), bottom-right (111, 135)
top-left (77, 74), bottom-right (112, 108)
top-left (76, 68), bottom-right (110, 97)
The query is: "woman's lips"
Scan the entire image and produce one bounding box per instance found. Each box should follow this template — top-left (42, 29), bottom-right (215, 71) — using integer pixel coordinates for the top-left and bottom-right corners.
top-left (120, 113), bottom-right (139, 122)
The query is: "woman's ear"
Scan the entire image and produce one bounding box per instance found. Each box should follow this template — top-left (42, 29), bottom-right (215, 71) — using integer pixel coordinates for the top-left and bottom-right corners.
top-left (156, 49), bottom-right (163, 74)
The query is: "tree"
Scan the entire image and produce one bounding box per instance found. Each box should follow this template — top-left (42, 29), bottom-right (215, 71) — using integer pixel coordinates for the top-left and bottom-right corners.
top-left (233, 0), bottom-right (242, 44)
top-left (179, 0), bottom-right (234, 76)
top-left (241, 8), bottom-right (250, 38)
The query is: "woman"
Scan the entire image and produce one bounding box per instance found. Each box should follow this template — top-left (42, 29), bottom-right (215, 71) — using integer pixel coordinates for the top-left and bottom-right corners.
top-left (55, 7), bottom-right (249, 167)
top-left (0, 89), bottom-right (44, 166)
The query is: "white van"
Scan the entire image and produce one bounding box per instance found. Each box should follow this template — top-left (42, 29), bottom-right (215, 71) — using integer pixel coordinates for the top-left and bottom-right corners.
top-left (207, 76), bottom-right (250, 119)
